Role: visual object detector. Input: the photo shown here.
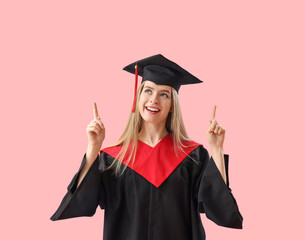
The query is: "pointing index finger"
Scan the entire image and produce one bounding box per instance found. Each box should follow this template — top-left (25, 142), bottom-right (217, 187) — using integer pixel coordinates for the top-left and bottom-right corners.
top-left (211, 105), bottom-right (216, 120)
top-left (93, 102), bottom-right (99, 119)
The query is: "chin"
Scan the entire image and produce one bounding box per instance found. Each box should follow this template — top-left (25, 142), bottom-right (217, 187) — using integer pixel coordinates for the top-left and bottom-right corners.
top-left (140, 110), bottom-right (167, 126)
top-left (142, 117), bottom-right (166, 126)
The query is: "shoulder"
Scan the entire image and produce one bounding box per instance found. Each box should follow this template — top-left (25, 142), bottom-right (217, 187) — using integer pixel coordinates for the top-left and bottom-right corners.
top-left (177, 135), bottom-right (209, 157)
top-left (100, 144), bottom-right (123, 156)
top-left (181, 138), bottom-right (208, 155)
top-left (186, 143), bottom-right (210, 166)
top-left (98, 144), bottom-right (123, 170)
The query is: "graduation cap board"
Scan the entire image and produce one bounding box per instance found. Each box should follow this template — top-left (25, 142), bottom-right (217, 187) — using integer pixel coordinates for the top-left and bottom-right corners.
top-left (123, 54), bottom-right (203, 112)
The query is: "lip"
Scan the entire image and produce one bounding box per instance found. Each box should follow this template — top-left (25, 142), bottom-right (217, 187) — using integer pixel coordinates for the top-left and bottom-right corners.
top-left (145, 106), bottom-right (161, 114)
top-left (146, 106), bottom-right (160, 110)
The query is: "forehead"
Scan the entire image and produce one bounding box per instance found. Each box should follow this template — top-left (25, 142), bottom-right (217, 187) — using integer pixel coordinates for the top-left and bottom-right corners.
top-left (143, 80), bottom-right (172, 92)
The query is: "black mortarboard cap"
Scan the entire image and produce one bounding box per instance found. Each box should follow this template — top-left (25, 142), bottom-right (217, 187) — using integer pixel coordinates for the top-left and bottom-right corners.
top-left (123, 54), bottom-right (203, 93)
top-left (123, 54), bottom-right (203, 112)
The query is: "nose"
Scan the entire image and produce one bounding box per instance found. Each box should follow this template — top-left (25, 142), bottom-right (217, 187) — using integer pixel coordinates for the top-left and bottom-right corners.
top-left (149, 93), bottom-right (159, 104)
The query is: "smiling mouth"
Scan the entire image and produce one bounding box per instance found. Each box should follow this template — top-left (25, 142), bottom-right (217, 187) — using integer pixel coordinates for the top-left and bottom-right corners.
top-left (146, 107), bottom-right (160, 112)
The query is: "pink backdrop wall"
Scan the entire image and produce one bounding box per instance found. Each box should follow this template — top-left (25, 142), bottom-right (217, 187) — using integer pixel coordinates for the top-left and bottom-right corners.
top-left (1, 0), bottom-right (304, 239)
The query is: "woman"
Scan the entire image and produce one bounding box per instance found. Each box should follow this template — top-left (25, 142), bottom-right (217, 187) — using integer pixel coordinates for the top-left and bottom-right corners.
top-left (51, 54), bottom-right (243, 240)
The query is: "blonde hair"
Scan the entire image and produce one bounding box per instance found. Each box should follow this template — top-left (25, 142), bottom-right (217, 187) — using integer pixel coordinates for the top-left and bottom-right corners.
top-left (106, 81), bottom-right (198, 176)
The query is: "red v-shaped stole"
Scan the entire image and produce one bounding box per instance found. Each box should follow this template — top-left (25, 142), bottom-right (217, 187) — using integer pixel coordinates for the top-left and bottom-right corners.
top-left (101, 135), bottom-right (200, 188)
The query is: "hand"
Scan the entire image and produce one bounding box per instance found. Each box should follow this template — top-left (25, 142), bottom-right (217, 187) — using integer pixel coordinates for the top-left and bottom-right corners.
top-left (206, 105), bottom-right (225, 149)
top-left (86, 102), bottom-right (105, 148)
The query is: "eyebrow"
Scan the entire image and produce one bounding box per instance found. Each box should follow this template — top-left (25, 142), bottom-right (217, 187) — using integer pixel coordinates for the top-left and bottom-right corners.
top-left (144, 86), bottom-right (171, 94)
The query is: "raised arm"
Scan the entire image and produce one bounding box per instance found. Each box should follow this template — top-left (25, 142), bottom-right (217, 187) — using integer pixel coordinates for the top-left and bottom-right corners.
top-left (77, 102), bottom-right (105, 188)
top-left (50, 102), bottom-right (106, 221)
top-left (206, 105), bottom-right (227, 184)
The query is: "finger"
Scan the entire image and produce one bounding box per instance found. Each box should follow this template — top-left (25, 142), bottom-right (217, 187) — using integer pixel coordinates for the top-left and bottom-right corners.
top-left (210, 105), bottom-right (216, 120)
top-left (89, 119), bottom-right (104, 132)
top-left (218, 126), bottom-right (226, 135)
top-left (94, 118), bottom-right (104, 129)
top-left (214, 125), bottom-right (220, 134)
top-left (89, 121), bottom-right (103, 131)
top-left (215, 125), bottom-right (223, 134)
top-left (217, 128), bottom-right (221, 135)
top-left (218, 127), bottom-right (223, 135)
top-left (87, 124), bottom-right (100, 131)
top-left (87, 126), bottom-right (101, 135)
top-left (93, 121), bottom-right (104, 130)
top-left (209, 119), bottom-right (218, 132)
top-left (93, 102), bottom-right (99, 119)
top-left (87, 126), bottom-right (99, 135)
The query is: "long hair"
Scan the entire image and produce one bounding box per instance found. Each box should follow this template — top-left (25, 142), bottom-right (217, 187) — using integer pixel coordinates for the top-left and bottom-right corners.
top-left (107, 81), bottom-right (198, 176)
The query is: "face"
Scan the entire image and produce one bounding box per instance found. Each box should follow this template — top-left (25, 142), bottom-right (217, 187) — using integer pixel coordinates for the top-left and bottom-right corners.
top-left (138, 81), bottom-right (172, 126)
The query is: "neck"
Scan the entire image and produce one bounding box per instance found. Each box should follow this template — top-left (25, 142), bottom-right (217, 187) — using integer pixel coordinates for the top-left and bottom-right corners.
top-left (138, 122), bottom-right (168, 147)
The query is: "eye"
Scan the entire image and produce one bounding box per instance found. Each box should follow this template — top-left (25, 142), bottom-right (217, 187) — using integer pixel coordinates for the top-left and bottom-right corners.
top-left (160, 93), bottom-right (169, 98)
top-left (144, 89), bottom-right (152, 94)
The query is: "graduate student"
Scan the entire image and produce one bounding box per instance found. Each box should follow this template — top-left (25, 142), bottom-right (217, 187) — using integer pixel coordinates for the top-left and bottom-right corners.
top-left (50, 54), bottom-right (243, 239)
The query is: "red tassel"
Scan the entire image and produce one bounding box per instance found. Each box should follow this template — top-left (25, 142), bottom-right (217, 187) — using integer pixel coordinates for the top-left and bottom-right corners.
top-left (132, 62), bottom-right (138, 113)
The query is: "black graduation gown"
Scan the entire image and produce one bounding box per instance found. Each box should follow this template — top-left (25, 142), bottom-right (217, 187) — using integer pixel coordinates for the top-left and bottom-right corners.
top-left (50, 134), bottom-right (243, 239)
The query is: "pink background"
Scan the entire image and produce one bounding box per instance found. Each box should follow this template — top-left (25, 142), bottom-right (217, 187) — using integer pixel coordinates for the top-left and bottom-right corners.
top-left (1, 0), bottom-right (304, 239)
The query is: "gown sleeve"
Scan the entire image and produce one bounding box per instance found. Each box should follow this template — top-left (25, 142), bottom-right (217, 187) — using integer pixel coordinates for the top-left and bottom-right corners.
top-left (50, 153), bottom-right (103, 221)
top-left (196, 146), bottom-right (243, 229)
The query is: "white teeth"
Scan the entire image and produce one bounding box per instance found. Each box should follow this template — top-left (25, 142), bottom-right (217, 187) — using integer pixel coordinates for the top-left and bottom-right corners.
top-left (146, 107), bottom-right (160, 112)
